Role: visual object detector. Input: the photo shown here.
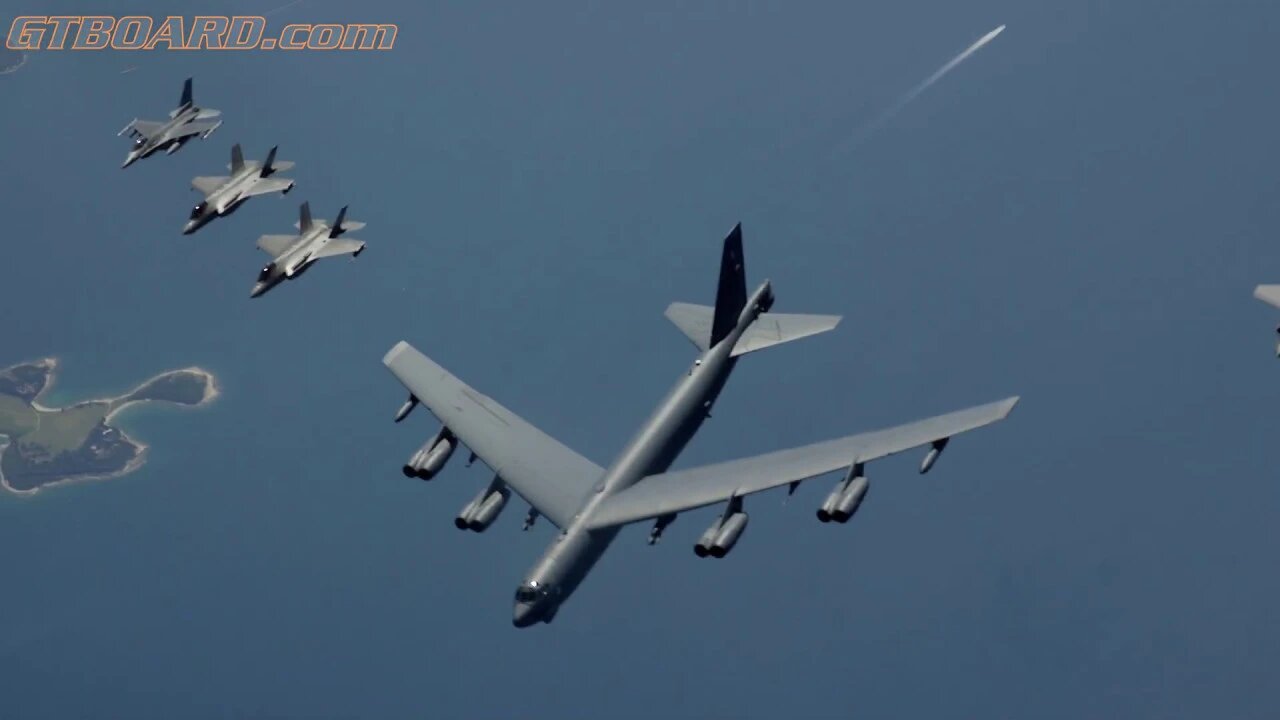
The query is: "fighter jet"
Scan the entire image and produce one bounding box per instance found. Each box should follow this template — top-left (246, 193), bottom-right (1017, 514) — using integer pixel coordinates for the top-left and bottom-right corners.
top-left (1254, 285), bottom-right (1280, 356)
top-left (118, 78), bottom-right (222, 169)
top-left (184, 144), bottom-right (296, 235)
top-left (383, 224), bottom-right (1021, 627)
top-left (251, 202), bottom-right (366, 298)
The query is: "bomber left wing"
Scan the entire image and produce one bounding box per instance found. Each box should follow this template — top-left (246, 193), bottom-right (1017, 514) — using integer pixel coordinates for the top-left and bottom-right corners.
top-left (587, 396), bottom-right (1020, 529)
top-left (384, 341), bottom-right (603, 529)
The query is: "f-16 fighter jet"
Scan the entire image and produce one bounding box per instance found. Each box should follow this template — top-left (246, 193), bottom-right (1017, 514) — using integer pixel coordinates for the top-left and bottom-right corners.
top-left (383, 224), bottom-right (1021, 627)
top-left (251, 202), bottom-right (365, 298)
top-left (118, 78), bottom-right (222, 169)
top-left (1254, 285), bottom-right (1280, 356)
top-left (183, 144), bottom-right (296, 235)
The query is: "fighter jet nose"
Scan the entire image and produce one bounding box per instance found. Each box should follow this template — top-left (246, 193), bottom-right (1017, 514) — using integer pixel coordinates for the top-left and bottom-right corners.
top-left (250, 285), bottom-right (264, 298)
top-left (182, 222), bottom-right (196, 235)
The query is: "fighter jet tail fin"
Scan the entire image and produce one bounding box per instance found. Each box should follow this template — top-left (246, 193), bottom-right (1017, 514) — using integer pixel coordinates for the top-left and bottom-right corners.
top-left (299, 202), bottom-right (313, 232)
top-left (710, 223), bottom-right (747, 347)
top-left (179, 77), bottom-right (193, 108)
top-left (666, 303), bottom-right (841, 356)
top-left (230, 144), bottom-right (245, 174)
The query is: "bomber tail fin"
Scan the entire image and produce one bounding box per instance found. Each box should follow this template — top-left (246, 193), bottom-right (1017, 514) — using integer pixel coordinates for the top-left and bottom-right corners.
top-left (710, 224), bottom-right (747, 347)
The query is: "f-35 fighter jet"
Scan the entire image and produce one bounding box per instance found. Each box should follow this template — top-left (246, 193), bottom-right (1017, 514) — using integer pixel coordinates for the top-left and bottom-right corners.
top-left (183, 144), bottom-right (296, 235)
top-left (118, 78), bottom-right (222, 169)
top-left (383, 224), bottom-right (1021, 627)
top-left (251, 202), bottom-right (366, 298)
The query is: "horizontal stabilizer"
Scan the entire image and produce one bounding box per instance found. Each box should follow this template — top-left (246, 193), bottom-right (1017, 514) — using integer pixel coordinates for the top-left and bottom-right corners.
top-left (665, 302), bottom-right (841, 356)
top-left (1255, 284), bottom-right (1280, 309)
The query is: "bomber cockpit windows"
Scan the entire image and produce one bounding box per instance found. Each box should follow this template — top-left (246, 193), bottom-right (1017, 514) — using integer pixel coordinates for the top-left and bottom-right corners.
top-left (515, 582), bottom-right (543, 604)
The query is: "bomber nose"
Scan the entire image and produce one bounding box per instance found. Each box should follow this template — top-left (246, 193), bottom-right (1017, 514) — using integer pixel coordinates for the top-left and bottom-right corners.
top-left (512, 603), bottom-right (538, 628)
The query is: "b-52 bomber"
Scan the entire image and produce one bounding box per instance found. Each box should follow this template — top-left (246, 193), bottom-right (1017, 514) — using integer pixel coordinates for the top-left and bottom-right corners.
top-left (383, 224), bottom-right (1020, 627)
top-left (184, 144), bottom-right (296, 235)
top-left (252, 202), bottom-right (366, 298)
top-left (118, 78), bottom-right (222, 169)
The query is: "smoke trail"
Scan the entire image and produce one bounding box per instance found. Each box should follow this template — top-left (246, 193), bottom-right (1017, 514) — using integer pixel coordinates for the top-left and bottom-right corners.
top-left (833, 24), bottom-right (1006, 157)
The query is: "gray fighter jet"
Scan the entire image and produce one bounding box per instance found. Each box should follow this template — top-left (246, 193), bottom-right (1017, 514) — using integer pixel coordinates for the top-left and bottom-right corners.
top-left (1254, 285), bottom-right (1280, 356)
top-left (118, 78), bottom-right (222, 169)
top-left (383, 224), bottom-right (1021, 627)
top-left (184, 144), bottom-right (296, 235)
top-left (251, 202), bottom-right (366, 298)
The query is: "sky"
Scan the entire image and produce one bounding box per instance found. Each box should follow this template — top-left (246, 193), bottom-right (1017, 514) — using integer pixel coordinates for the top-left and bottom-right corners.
top-left (2, 0), bottom-right (1279, 717)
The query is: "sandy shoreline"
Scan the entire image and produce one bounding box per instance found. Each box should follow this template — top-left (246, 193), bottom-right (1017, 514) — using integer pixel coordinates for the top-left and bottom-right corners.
top-left (0, 358), bottom-right (220, 497)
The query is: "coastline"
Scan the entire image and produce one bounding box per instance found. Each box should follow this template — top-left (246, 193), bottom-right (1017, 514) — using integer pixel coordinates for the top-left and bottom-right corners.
top-left (0, 358), bottom-right (220, 497)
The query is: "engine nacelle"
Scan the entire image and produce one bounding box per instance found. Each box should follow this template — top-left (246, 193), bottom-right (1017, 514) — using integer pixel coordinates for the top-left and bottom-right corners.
top-left (709, 512), bottom-right (749, 557)
top-left (456, 481), bottom-right (510, 532)
top-left (829, 475), bottom-right (869, 523)
top-left (694, 518), bottom-right (722, 558)
top-left (402, 428), bottom-right (456, 480)
top-left (818, 465), bottom-right (869, 523)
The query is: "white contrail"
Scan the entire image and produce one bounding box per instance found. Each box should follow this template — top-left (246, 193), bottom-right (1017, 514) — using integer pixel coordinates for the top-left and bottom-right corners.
top-left (265, 0), bottom-right (305, 17)
top-left (833, 24), bottom-right (1006, 156)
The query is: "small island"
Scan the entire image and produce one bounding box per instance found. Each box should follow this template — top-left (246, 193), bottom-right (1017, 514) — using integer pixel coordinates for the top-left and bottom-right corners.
top-left (0, 358), bottom-right (219, 495)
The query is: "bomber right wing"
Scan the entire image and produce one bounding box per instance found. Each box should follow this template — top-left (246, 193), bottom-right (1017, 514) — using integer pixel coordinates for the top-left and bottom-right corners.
top-left (383, 341), bottom-right (604, 529)
top-left (587, 396), bottom-right (1019, 529)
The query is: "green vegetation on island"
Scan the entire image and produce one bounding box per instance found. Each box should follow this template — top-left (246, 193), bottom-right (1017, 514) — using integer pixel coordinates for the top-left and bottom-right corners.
top-left (0, 358), bottom-right (218, 494)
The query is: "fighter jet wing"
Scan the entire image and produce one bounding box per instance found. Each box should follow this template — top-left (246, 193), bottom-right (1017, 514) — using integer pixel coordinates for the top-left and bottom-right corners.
top-left (383, 341), bottom-right (604, 529)
top-left (312, 238), bottom-right (365, 260)
top-left (119, 119), bottom-right (164, 139)
top-left (191, 176), bottom-right (229, 195)
top-left (586, 397), bottom-right (1020, 529)
top-left (1255, 284), bottom-right (1280, 309)
top-left (257, 234), bottom-right (298, 256)
top-left (171, 119), bottom-right (221, 140)
top-left (240, 177), bottom-right (294, 198)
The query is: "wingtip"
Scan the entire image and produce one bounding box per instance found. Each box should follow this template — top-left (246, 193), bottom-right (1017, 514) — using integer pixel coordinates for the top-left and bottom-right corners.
top-left (382, 340), bottom-right (413, 366)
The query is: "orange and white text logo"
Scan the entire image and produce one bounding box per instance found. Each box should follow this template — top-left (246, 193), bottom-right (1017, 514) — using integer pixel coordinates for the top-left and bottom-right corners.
top-left (6, 16), bottom-right (397, 51)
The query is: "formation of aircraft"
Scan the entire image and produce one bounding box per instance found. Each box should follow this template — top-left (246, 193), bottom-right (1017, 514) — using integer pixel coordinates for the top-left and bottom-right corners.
top-left (118, 78), bottom-right (222, 169)
top-left (119, 78), bottom-right (366, 296)
top-left (253, 203), bottom-right (366, 298)
top-left (383, 225), bottom-right (1020, 626)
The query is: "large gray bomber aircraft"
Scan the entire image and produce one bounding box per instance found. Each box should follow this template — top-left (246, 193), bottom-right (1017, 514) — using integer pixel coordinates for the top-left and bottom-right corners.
top-left (118, 78), bottom-right (222, 169)
top-left (183, 144), bottom-right (296, 235)
top-left (384, 225), bottom-right (1020, 627)
top-left (251, 202), bottom-right (365, 298)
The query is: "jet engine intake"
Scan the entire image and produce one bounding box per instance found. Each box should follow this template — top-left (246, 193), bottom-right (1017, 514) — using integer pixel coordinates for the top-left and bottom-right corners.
top-left (456, 480), bottom-right (510, 532)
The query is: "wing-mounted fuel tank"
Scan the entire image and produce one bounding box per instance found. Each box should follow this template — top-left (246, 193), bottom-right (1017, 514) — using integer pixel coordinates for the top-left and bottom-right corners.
top-left (393, 394), bottom-right (418, 423)
top-left (402, 426), bottom-right (457, 480)
top-left (694, 495), bottom-right (749, 558)
top-left (817, 462), bottom-right (869, 524)
top-left (455, 476), bottom-right (510, 532)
